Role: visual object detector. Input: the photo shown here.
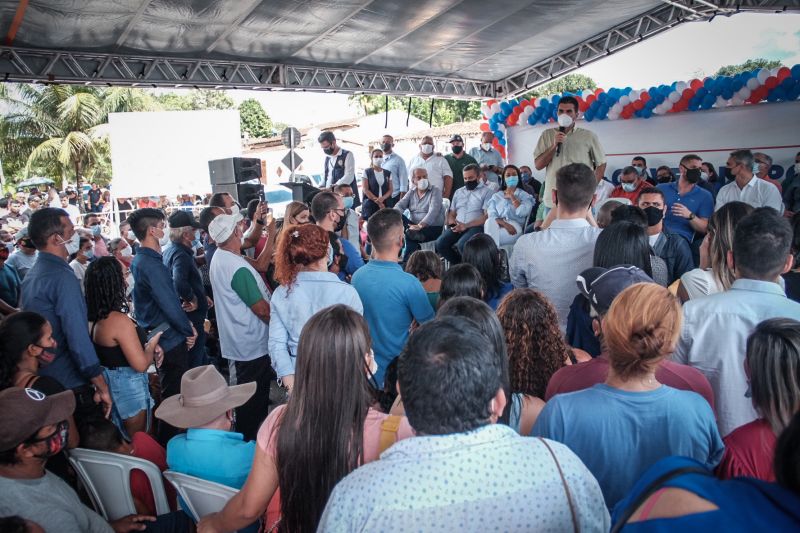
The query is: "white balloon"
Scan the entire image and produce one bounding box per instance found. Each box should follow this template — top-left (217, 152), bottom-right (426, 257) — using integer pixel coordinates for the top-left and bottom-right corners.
top-left (770, 67), bottom-right (780, 77)
top-left (757, 69), bottom-right (769, 84)
top-left (675, 81), bottom-right (688, 93)
top-left (491, 103), bottom-right (501, 114)
top-left (662, 100), bottom-right (674, 110)
top-left (611, 103), bottom-right (622, 113)
top-left (629, 90), bottom-right (640, 101)
top-left (668, 91), bottom-right (681, 103)
top-left (582, 89), bottom-right (594, 98)
top-left (607, 111), bottom-right (619, 121)
top-left (497, 124), bottom-right (506, 132)
top-left (737, 87), bottom-right (751, 99)
top-left (715, 96), bottom-right (727, 107)
top-left (731, 96), bottom-right (745, 106)
top-left (619, 95), bottom-right (630, 106)
top-left (480, 104), bottom-right (490, 116)
top-left (746, 77), bottom-right (760, 90)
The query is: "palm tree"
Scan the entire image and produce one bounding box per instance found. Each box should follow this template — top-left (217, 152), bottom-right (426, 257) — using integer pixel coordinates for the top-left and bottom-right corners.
top-left (1, 84), bottom-right (158, 190)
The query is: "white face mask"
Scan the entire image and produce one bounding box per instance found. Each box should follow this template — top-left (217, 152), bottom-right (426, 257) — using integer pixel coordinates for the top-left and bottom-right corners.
top-left (795, 163), bottom-right (800, 173)
top-left (58, 232), bottom-right (80, 255)
top-left (416, 178), bottom-right (429, 191)
top-left (481, 142), bottom-right (492, 151)
top-left (420, 144), bottom-right (434, 155)
top-left (156, 225), bottom-right (170, 247)
top-left (125, 273), bottom-right (135, 297)
top-left (119, 245), bottom-right (133, 258)
top-left (372, 157), bottom-right (383, 167)
top-left (126, 230), bottom-right (137, 241)
top-left (367, 351), bottom-right (378, 376)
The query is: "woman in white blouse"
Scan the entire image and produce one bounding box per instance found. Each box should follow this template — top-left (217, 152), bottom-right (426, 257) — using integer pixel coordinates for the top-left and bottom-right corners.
top-left (484, 165), bottom-right (534, 247)
top-left (678, 201), bottom-right (753, 302)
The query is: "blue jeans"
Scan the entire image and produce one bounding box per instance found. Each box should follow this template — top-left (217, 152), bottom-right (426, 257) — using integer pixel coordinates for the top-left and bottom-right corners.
top-left (435, 226), bottom-right (482, 264)
top-left (103, 367), bottom-right (153, 440)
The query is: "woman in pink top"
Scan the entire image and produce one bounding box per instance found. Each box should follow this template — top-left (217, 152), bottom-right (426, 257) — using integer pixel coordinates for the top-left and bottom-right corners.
top-left (717, 318), bottom-right (800, 481)
top-left (197, 304), bottom-right (413, 533)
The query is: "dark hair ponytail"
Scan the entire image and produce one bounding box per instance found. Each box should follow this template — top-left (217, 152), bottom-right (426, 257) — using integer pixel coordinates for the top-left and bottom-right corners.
top-left (0, 312), bottom-right (48, 388)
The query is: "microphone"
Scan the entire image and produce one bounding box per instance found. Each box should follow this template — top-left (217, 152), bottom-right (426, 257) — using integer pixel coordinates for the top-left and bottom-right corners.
top-left (556, 114), bottom-right (573, 157)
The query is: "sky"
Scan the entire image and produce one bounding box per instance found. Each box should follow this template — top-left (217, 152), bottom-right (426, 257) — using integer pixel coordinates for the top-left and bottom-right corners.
top-left (163, 12), bottom-right (800, 128)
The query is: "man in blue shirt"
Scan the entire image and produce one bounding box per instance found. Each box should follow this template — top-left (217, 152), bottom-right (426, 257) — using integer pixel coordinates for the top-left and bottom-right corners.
top-left (352, 209), bottom-right (434, 386)
top-left (21, 207), bottom-right (112, 422)
top-left (311, 191), bottom-right (363, 281)
top-left (163, 210), bottom-right (209, 369)
top-left (657, 154), bottom-right (714, 245)
top-left (129, 208), bottom-right (197, 443)
top-left (469, 131), bottom-right (504, 185)
top-left (155, 365), bottom-right (256, 491)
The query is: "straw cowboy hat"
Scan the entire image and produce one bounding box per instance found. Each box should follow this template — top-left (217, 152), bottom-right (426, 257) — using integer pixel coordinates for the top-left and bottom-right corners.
top-left (155, 365), bottom-right (255, 428)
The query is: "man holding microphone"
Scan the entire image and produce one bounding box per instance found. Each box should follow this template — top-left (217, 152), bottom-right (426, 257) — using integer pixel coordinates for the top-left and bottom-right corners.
top-left (533, 96), bottom-right (606, 224)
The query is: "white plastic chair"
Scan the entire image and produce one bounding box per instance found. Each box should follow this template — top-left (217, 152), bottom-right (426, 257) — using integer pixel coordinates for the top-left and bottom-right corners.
top-left (163, 470), bottom-right (238, 522)
top-left (68, 447), bottom-right (171, 520)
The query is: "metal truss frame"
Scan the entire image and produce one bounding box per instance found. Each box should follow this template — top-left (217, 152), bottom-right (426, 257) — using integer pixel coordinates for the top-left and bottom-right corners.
top-left (494, 0), bottom-right (800, 99)
top-left (0, 0), bottom-right (795, 99)
top-left (0, 46), bottom-right (493, 98)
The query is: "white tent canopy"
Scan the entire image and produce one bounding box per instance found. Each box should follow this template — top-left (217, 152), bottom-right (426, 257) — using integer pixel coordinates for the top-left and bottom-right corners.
top-left (1, 0), bottom-right (796, 98)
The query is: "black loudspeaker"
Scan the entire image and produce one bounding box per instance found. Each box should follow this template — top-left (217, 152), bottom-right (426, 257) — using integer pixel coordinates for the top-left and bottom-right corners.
top-left (212, 182), bottom-right (264, 207)
top-left (208, 157), bottom-right (262, 185)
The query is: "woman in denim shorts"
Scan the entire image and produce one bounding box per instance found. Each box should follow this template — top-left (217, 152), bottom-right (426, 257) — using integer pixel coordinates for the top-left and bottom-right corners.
top-left (85, 257), bottom-right (163, 439)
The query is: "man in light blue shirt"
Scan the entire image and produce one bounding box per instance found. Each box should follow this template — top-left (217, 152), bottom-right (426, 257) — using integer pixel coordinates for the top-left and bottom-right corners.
top-left (435, 164), bottom-right (492, 264)
top-left (469, 131), bottom-right (504, 185)
top-left (674, 207), bottom-right (800, 436)
top-left (352, 209), bottom-right (434, 386)
top-left (319, 317), bottom-right (609, 532)
top-left (156, 365), bottom-right (256, 490)
top-left (379, 134), bottom-right (408, 207)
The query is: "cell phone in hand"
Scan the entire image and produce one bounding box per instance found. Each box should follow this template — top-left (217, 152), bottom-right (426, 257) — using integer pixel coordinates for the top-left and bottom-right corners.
top-left (147, 322), bottom-right (171, 342)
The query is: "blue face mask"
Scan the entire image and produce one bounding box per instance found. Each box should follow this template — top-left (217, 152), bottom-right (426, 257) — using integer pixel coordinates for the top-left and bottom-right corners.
top-left (520, 172), bottom-right (532, 182)
top-left (342, 197), bottom-right (354, 209)
top-left (621, 182), bottom-right (637, 193)
top-left (192, 230), bottom-right (200, 247)
top-left (90, 225), bottom-right (102, 236)
top-left (83, 247), bottom-right (94, 260)
top-left (505, 176), bottom-right (519, 188)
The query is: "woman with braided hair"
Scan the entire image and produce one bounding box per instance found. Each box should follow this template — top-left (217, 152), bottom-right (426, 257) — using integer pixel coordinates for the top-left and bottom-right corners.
top-left (268, 224), bottom-right (363, 394)
top-left (85, 256), bottom-right (163, 439)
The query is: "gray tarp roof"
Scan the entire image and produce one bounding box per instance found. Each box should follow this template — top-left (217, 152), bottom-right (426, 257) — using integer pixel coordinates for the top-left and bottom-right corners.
top-left (0, 0), bottom-right (797, 98)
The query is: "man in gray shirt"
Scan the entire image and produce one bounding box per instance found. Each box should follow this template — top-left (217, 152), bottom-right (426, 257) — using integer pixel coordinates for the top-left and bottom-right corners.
top-left (435, 164), bottom-right (492, 264)
top-left (0, 387), bottom-right (190, 532)
top-left (511, 163), bottom-right (600, 331)
top-left (394, 167), bottom-right (444, 261)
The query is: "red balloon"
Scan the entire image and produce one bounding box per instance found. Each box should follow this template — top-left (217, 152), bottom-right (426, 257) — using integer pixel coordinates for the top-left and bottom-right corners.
top-left (492, 138), bottom-right (501, 147)
top-left (486, 99), bottom-right (497, 107)
top-left (579, 101), bottom-right (588, 112)
top-left (764, 76), bottom-right (779, 90)
top-left (640, 92), bottom-right (650, 102)
top-left (777, 67), bottom-right (792, 81)
top-left (586, 95), bottom-right (596, 105)
top-left (690, 79), bottom-right (703, 91)
top-left (479, 122), bottom-right (491, 132)
top-left (681, 88), bottom-right (694, 100)
top-left (633, 100), bottom-right (645, 111)
top-left (507, 116), bottom-right (518, 126)
top-left (594, 88), bottom-right (603, 96)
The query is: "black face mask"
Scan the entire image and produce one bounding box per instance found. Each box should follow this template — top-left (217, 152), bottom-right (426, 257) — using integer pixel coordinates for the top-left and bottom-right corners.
top-left (465, 180), bottom-right (478, 191)
top-left (685, 168), bottom-right (701, 184)
top-left (323, 146), bottom-right (335, 156)
top-left (381, 143), bottom-right (392, 152)
top-left (643, 206), bottom-right (664, 227)
top-left (657, 174), bottom-right (672, 184)
top-left (334, 210), bottom-right (348, 233)
top-left (451, 145), bottom-right (463, 155)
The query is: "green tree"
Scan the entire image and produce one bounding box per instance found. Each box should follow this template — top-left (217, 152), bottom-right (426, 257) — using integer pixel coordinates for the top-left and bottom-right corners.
top-left (239, 98), bottom-right (273, 138)
top-left (155, 89), bottom-right (234, 111)
top-left (715, 58), bottom-right (783, 77)
top-left (348, 94), bottom-right (482, 127)
top-left (524, 73), bottom-right (597, 98)
top-left (0, 84), bottom-right (157, 190)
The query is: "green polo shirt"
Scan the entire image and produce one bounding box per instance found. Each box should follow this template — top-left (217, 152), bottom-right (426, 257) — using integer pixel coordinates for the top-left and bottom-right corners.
top-left (445, 153), bottom-right (479, 197)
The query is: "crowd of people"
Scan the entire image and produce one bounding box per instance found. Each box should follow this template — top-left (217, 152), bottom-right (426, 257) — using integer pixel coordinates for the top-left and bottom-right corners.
top-left (1, 95), bottom-right (800, 532)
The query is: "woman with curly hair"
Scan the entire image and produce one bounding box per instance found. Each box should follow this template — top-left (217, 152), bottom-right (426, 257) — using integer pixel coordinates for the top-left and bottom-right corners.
top-left (405, 250), bottom-right (442, 309)
top-left (269, 224), bottom-right (363, 393)
top-left (85, 256), bottom-right (163, 438)
top-left (533, 283), bottom-right (723, 509)
top-left (497, 289), bottom-right (586, 433)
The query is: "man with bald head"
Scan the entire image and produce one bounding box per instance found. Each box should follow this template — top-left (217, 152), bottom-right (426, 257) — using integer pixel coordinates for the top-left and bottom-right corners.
top-left (394, 167), bottom-right (445, 261)
top-left (406, 136), bottom-right (454, 199)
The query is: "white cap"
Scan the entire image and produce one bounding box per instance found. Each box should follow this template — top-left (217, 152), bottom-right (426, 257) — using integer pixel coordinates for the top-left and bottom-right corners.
top-left (208, 212), bottom-right (243, 244)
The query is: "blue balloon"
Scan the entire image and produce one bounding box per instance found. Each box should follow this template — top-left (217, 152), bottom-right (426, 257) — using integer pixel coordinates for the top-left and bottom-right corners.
top-left (688, 102), bottom-right (700, 111)
top-left (539, 98), bottom-right (550, 107)
top-left (597, 92), bottom-right (608, 103)
top-left (552, 94), bottom-right (561, 104)
top-left (645, 99), bottom-right (656, 109)
top-left (792, 65), bottom-right (800, 79)
top-left (703, 78), bottom-right (715, 89)
top-left (767, 91), bottom-right (778, 103)
top-left (641, 108), bottom-right (652, 118)
top-left (695, 87), bottom-right (708, 98)
top-left (527, 114), bottom-right (536, 125)
top-left (773, 87), bottom-right (787, 101)
top-left (781, 77), bottom-right (795, 91)
top-left (732, 79), bottom-right (744, 92)
top-left (500, 102), bottom-right (512, 114)
top-left (721, 89), bottom-right (734, 100)
top-left (790, 86), bottom-right (800, 100)
top-left (499, 137), bottom-right (506, 146)
top-left (540, 116), bottom-right (549, 125)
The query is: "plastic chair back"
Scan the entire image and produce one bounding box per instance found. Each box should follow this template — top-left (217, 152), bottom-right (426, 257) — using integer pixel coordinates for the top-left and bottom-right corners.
top-left (163, 470), bottom-right (238, 522)
top-left (67, 447), bottom-right (170, 520)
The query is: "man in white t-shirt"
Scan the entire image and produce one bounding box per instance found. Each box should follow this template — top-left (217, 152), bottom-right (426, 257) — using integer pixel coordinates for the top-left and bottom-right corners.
top-left (208, 212), bottom-right (272, 441)
top-left (406, 136), bottom-right (454, 199)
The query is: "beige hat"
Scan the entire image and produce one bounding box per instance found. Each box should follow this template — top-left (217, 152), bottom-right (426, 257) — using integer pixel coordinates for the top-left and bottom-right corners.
top-left (208, 212), bottom-right (243, 244)
top-left (155, 365), bottom-right (255, 428)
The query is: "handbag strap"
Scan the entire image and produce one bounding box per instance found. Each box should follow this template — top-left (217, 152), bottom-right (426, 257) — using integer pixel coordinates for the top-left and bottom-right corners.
top-left (378, 415), bottom-right (403, 454)
top-left (610, 465), bottom-right (713, 533)
top-left (538, 437), bottom-right (580, 533)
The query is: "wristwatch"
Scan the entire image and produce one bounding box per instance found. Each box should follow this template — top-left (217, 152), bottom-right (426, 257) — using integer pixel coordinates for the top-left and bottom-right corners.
top-left (688, 212), bottom-right (695, 220)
